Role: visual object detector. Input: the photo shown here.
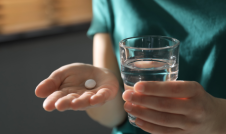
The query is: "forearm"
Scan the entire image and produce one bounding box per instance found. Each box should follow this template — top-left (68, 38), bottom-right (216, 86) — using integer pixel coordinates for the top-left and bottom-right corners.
top-left (86, 33), bottom-right (126, 127)
top-left (92, 33), bottom-right (123, 86)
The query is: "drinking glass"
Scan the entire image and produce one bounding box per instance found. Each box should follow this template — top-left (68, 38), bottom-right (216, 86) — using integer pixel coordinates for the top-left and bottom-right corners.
top-left (119, 35), bottom-right (180, 127)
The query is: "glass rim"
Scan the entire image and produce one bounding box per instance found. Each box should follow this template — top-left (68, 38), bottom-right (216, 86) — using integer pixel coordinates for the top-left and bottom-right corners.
top-left (119, 35), bottom-right (180, 50)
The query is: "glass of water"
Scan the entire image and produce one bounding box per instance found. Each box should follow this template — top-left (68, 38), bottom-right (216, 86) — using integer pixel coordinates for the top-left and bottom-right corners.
top-left (119, 35), bottom-right (180, 127)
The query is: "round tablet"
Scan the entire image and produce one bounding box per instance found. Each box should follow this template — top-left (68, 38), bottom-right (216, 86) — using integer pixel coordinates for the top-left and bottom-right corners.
top-left (85, 79), bottom-right (96, 89)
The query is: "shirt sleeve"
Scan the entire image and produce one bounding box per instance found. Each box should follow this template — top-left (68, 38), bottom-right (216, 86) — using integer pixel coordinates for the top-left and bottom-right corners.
top-left (87, 0), bottom-right (113, 39)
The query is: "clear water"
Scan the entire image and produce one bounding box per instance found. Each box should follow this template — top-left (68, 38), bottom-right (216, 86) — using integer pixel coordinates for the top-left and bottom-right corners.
top-left (121, 58), bottom-right (178, 86)
top-left (121, 58), bottom-right (178, 127)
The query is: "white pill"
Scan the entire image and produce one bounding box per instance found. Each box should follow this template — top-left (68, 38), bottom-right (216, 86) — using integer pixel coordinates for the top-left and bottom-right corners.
top-left (85, 79), bottom-right (96, 89)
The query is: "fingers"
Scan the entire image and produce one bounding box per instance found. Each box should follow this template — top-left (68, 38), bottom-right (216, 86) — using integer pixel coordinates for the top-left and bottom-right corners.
top-left (134, 81), bottom-right (202, 98)
top-left (123, 90), bottom-right (192, 114)
top-left (90, 88), bottom-right (112, 106)
top-left (135, 118), bottom-right (184, 134)
top-left (71, 92), bottom-right (95, 110)
top-left (52, 88), bottom-right (112, 111)
top-left (55, 93), bottom-right (80, 111)
top-left (43, 91), bottom-right (66, 111)
top-left (35, 70), bottom-right (64, 98)
top-left (124, 102), bottom-right (190, 129)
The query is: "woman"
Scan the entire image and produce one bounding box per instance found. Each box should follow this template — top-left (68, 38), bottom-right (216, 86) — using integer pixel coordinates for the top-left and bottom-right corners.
top-left (35, 0), bottom-right (226, 133)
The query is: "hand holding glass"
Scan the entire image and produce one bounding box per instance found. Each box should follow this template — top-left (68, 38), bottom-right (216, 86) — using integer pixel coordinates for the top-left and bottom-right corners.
top-left (119, 35), bottom-right (180, 127)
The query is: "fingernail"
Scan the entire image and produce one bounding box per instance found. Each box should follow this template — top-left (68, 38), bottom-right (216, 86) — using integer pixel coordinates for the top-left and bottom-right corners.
top-left (72, 99), bottom-right (76, 103)
top-left (124, 91), bottom-right (134, 101)
top-left (136, 84), bottom-right (144, 93)
top-left (124, 103), bottom-right (133, 111)
top-left (132, 103), bottom-right (137, 106)
top-left (90, 95), bottom-right (95, 100)
top-left (136, 119), bottom-right (144, 126)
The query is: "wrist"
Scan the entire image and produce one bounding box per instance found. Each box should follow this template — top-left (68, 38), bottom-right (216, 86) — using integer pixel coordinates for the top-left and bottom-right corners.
top-left (86, 89), bottom-right (126, 128)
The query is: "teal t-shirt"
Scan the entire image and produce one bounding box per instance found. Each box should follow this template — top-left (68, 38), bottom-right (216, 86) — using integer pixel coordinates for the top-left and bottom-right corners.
top-left (87, 0), bottom-right (226, 134)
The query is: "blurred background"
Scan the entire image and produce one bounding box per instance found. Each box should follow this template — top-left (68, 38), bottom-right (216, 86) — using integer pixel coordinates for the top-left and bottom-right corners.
top-left (0, 0), bottom-right (112, 134)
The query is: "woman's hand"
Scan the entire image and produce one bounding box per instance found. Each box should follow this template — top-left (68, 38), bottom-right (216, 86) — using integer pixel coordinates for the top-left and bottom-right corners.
top-left (35, 63), bottom-right (119, 112)
top-left (123, 81), bottom-right (226, 134)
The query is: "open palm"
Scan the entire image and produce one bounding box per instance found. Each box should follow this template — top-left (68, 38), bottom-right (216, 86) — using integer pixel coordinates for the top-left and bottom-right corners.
top-left (35, 63), bottom-right (119, 111)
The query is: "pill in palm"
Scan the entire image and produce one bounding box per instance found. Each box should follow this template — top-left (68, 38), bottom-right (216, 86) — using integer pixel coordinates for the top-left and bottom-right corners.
top-left (85, 79), bottom-right (96, 89)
